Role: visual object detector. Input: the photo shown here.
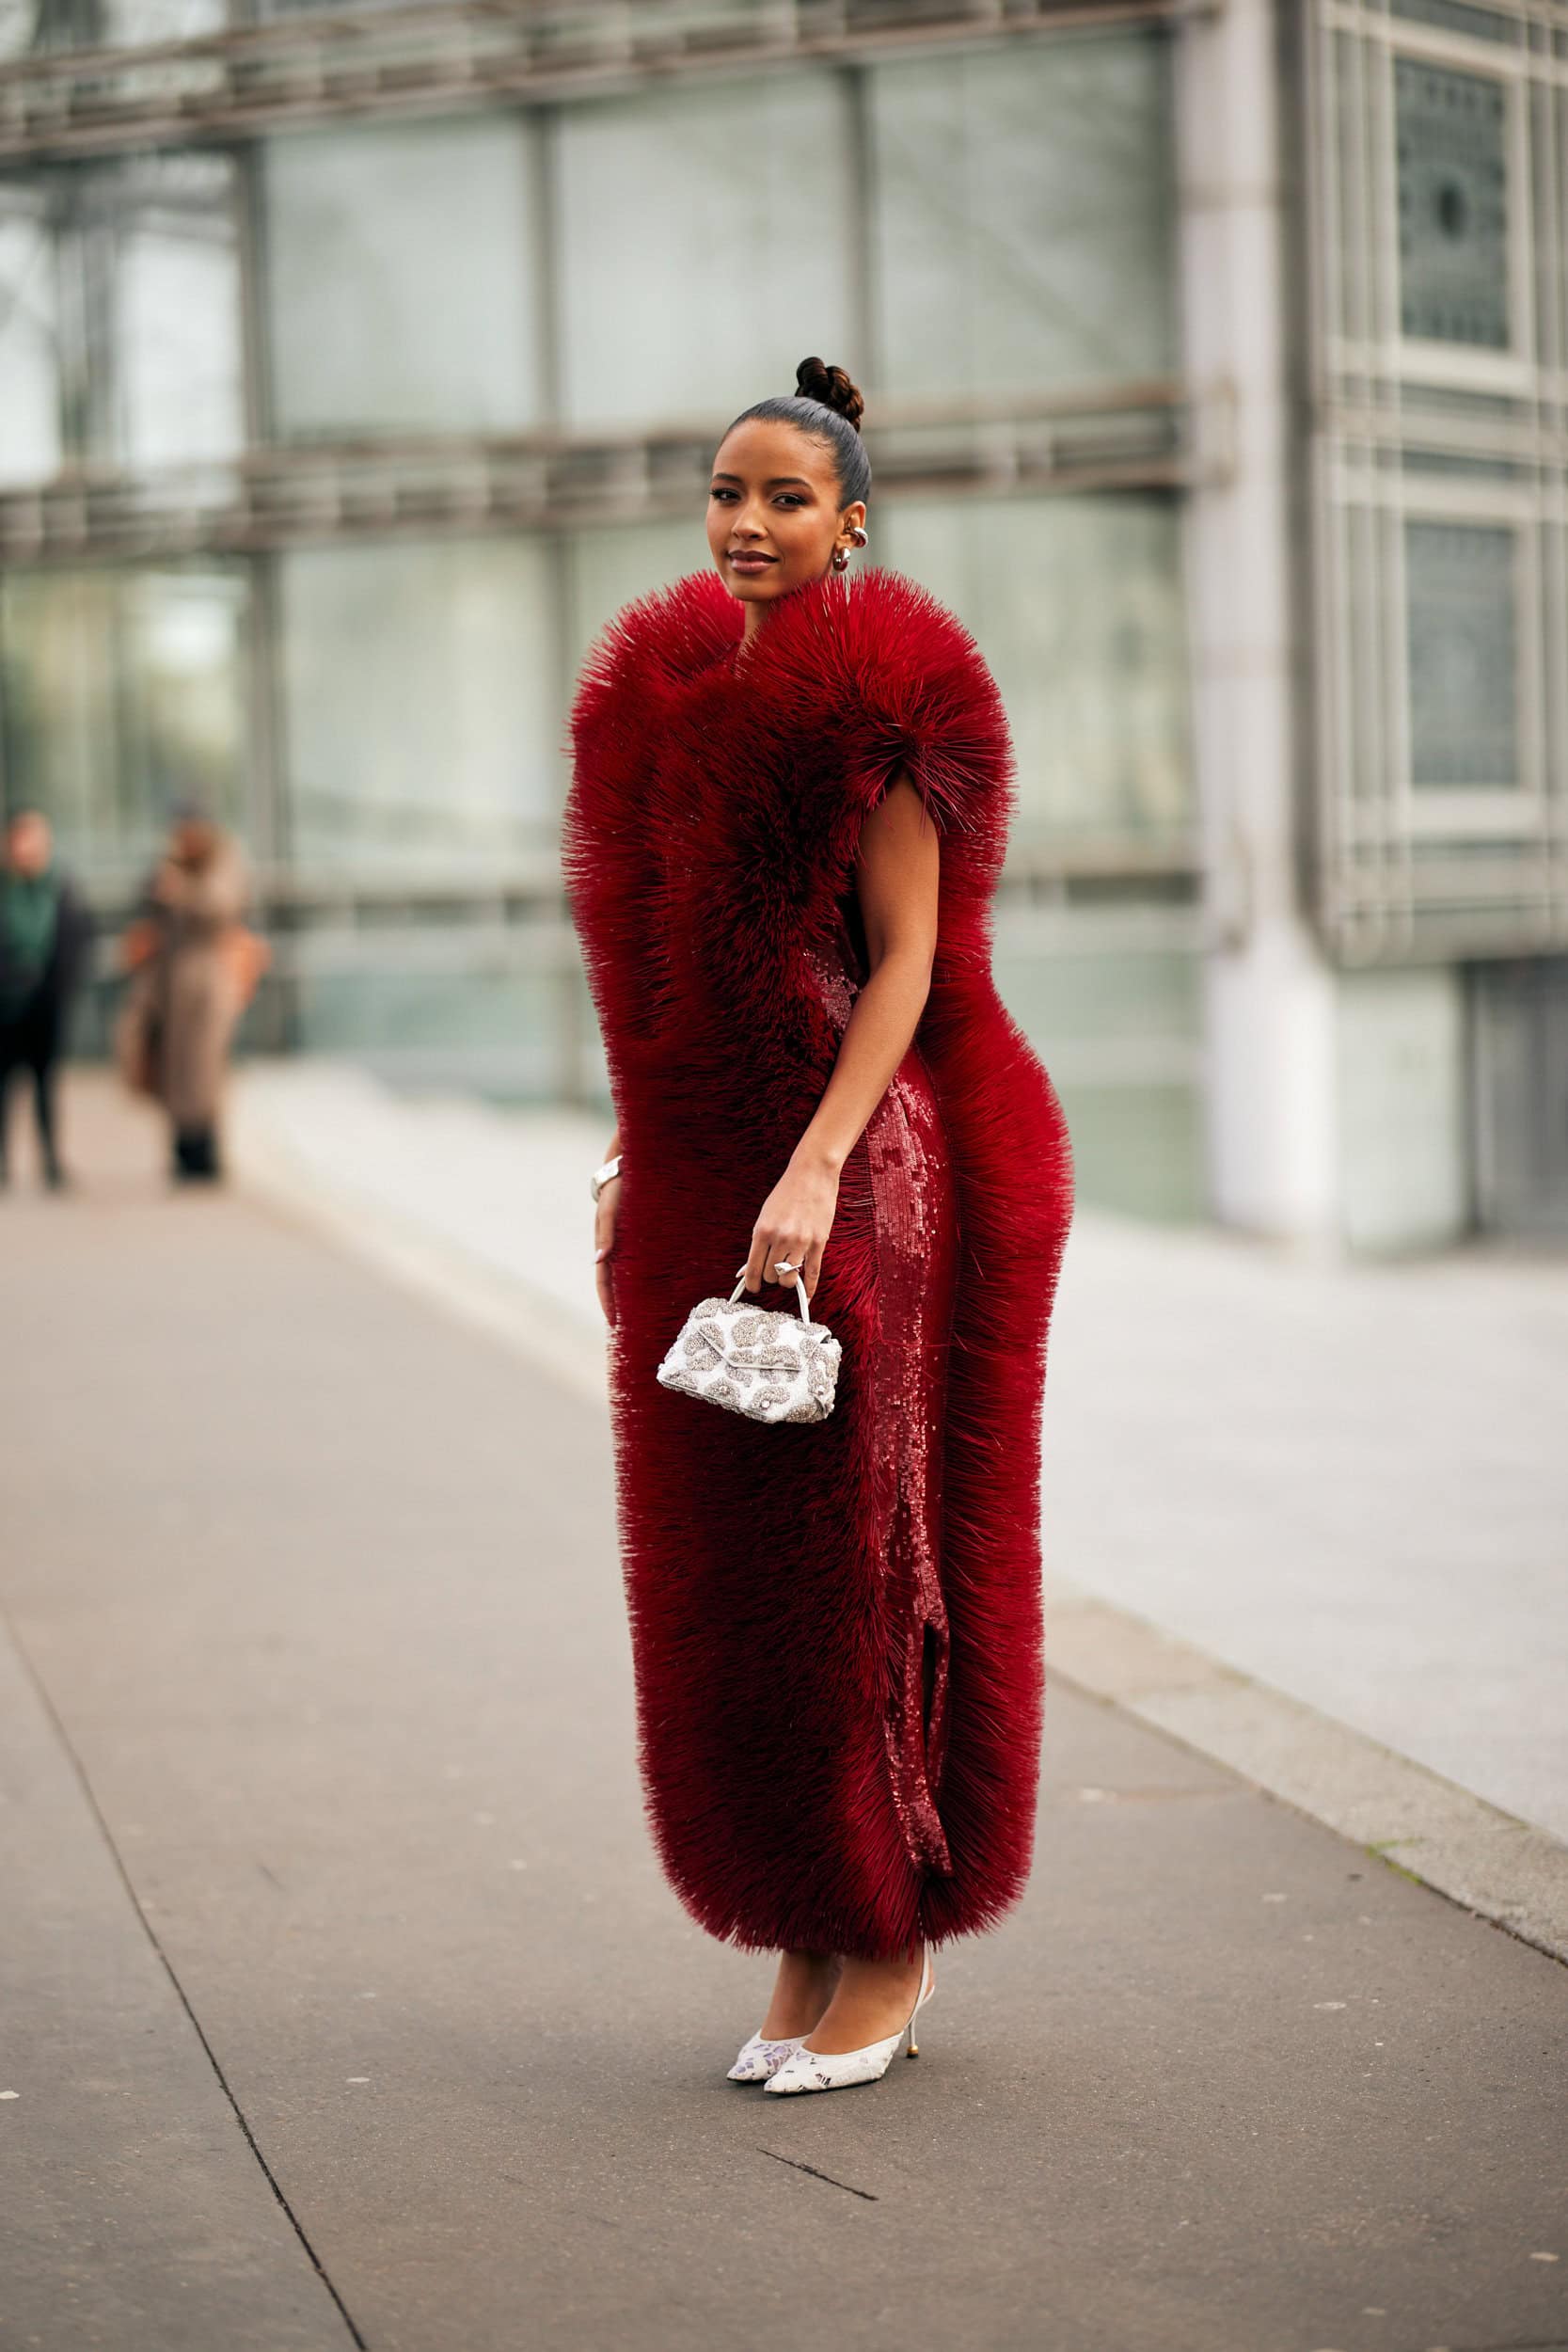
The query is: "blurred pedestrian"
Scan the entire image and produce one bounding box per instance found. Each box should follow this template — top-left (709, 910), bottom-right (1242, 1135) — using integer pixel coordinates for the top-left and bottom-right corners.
top-left (562, 358), bottom-right (1075, 2097)
top-left (0, 806), bottom-right (91, 1193)
top-left (116, 804), bottom-right (263, 1184)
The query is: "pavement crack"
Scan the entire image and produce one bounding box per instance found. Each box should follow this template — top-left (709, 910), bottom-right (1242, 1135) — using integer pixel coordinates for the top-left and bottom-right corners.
top-left (2, 1606), bottom-right (370, 2351)
top-left (759, 2148), bottom-right (879, 2202)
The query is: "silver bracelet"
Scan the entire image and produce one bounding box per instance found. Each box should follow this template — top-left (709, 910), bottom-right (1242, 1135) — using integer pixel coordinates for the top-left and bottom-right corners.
top-left (590, 1153), bottom-right (622, 1204)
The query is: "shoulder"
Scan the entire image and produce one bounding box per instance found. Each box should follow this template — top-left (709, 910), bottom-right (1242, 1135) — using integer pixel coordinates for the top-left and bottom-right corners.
top-left (774, 568), bottom-right (1012, 840)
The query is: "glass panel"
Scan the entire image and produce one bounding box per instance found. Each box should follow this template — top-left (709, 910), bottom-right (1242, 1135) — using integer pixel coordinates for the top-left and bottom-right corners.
top-left (293, 970), bottom-right (561, 1101)
top-left (557, 72), bottom-right (855, 430)
top-left (280, 535), bottom-right (558, 874)
top-left (0, 154), bottom-right (241, 483)
top-left (870, 34), bottom-right (1177, 402)
top-left (115, 154), bottom-right (245, 471)
top-left (0, 563), bottom-right (250, 876)
top-left (0, 198), bottom-right (60, 487)
top-left (879, 496), bottom-right (1192, 846)
top-left (120, 567), bottom-right (250, 845)
top-left (0, 571), bottom-right (117, 865)
top-left (1405, 518), bottom-right (1518, 786)
top-left (566, 519), bottom-right (713, 676)
top-left (1389, 0), bottom-right (1515, 48)
top-left (105, 0), bottom-right (230, 32)
top-left (263, 117), bottom-right (541, 440)
top-left (1395, 59), bottom-right (1511, 349)
top-left (0, 0), bottom-right (226, 49)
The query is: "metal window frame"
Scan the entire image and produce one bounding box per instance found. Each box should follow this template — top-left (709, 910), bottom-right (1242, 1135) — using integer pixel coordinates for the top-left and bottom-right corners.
top-left (1300, 0), bottom-right (1568, 965)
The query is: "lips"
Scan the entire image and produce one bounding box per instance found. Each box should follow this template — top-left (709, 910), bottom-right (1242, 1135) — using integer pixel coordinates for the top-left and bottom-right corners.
top-left (727, 549), bottom-right (777, 566)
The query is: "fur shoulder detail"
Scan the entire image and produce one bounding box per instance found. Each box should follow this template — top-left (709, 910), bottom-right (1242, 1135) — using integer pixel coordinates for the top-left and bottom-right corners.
top-left (747, 566), bottom-right (1015, 845)
top-left (567, 567), bottom-right (738, 753)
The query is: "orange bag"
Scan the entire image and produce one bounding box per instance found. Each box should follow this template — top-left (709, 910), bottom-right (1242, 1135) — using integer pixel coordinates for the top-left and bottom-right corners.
top-left (223, 925), bottom-right (273, 1010)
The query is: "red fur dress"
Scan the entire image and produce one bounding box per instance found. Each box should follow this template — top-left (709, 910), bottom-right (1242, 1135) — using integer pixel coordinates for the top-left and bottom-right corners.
top-left (562, 564), bottom-right (1074, 1959)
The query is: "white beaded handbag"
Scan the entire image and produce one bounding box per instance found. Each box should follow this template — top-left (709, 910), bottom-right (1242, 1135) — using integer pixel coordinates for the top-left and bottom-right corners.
top-left (656, 1265), bottom-right (842, 1424)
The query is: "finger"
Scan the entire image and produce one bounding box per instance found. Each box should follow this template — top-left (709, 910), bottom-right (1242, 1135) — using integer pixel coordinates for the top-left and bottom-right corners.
top-left (776, 1236), bottom-right (810, 1289)
top-left (802, 1240), bottom-right (824, 1302)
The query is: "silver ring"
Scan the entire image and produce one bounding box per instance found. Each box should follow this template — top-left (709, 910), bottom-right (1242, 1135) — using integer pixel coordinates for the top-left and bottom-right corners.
top-left (774, 1260), bottom-right (800, 1276)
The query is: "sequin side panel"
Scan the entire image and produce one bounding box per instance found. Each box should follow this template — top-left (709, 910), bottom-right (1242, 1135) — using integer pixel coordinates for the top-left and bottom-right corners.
top-left (863, 1041), bottom-right (959, 1878)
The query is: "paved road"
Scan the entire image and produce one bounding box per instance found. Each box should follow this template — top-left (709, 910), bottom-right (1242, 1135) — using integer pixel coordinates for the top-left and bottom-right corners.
top-left (2, 1093), bottom-right (1565, 2351)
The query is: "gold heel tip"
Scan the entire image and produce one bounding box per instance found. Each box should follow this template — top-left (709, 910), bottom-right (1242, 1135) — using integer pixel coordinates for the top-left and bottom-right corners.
top-left (907, 2042), bottom-right (919, 2058)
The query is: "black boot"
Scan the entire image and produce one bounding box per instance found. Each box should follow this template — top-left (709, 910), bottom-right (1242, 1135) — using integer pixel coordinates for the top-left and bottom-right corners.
top-left (173, 1125), bottom-right (220, 1182)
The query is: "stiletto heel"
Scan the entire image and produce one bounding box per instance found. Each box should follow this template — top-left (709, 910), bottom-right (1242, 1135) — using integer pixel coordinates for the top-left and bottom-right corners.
top-left (765, 1950), bottom-right (935, 2096)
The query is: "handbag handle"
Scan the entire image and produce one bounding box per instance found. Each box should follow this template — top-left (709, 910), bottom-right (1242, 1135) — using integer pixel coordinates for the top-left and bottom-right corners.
top-left (730, 1264), bottom-right (812, 1326)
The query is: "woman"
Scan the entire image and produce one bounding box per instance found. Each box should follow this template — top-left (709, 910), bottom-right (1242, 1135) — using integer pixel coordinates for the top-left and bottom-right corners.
top-left (118, 805), bottom-right (253, 1183)
top-left (562, 358), bottom-right (1073, 2096)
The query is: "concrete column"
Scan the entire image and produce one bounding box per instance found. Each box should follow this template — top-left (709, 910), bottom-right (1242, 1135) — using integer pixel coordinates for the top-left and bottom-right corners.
top-left (1177, 0), bottom-right (1341, 1245)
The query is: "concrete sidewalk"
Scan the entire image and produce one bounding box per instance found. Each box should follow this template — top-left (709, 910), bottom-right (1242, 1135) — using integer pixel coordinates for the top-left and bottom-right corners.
top-left (1, 1075), bottom-right (1565, 2351)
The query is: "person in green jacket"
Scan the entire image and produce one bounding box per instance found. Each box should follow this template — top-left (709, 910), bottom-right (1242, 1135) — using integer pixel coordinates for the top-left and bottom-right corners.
top-left (0, 807), bottom-right (91, 1192)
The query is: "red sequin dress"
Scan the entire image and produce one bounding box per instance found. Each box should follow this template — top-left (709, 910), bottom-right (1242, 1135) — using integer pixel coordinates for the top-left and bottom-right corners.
top-left (810, 898), bottom-right (959, 1880)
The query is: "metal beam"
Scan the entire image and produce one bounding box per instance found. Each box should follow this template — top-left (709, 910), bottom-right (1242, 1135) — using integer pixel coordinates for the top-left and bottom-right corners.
top-left (0, 0), bottom-right (1211, 164)
top-left (0, 380), bottom-right (1196, 563)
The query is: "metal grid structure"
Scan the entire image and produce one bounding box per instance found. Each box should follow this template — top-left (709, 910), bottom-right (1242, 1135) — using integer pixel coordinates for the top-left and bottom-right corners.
top-left (0, 0), bottom-right (1201, 161)
top-left (1299, 0), bottom-right (1568, 963)
top-left (0, 379), bottom-right (1196, 563)
top-left (0, 0), bottom-right (1210, 1108)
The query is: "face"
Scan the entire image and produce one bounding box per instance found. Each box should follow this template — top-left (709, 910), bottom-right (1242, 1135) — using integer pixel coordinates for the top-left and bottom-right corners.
top-left (706, 418), bottom-right (865, 614)
top-left (6, 813), bottom-right (51, 877)
top-left (172, 817), bottom-right (216, 865)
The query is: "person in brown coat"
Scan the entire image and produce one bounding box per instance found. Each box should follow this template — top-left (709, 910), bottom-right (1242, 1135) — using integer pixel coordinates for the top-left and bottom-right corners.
top-left (117, 805), bottom-right (252, 1183)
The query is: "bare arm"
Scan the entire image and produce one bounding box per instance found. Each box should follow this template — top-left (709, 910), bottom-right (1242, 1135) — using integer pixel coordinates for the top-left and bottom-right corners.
top-left (741, 771), bottom-right (939, 1302)
top-left (594, 1120), bottom-right (625, 1324)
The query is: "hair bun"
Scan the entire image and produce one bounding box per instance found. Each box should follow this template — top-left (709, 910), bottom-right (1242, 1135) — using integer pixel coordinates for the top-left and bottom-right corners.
top-left (795, 356), bottom-right (864, 433)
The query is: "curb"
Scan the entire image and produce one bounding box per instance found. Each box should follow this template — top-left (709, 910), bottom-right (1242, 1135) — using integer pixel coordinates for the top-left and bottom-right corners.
top-left (1043, 1579), bottom-right (1568, 1967)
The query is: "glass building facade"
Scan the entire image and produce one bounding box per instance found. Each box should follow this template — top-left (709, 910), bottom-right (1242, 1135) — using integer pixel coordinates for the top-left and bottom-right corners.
top-left (9, 0), bottom-right (1560, 1239)
top-left (0, 2), bottom-right (1202, 1219)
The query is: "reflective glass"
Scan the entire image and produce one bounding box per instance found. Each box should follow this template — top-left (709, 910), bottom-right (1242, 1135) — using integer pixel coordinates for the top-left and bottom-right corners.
top-left (0, 0), bottom-right (225, 47)
top-left (280, 535), bottom-right (558, 873)
top-left (557, 72), bottom-right (856, 430)
top-left (566, 519), bottom-right (714, 676)
top-left (0, 199), bottom-right (59, 487)
top-left (1405, 517), bottom-right (1518, 785)
top-left (293, 970), bottom-right (562, 1101)
top-left (264, 117), bottom-right (542, 440)
top-left (0, 564), bottom-right (249, 876)
top-left (0, 154), bottom-right (241, 484)
top-left (879, 496), bottom-right (1192, 845)
top-left (869, 34), bottom-right (1177, 401)
top-left (1395, 58), bottom-right (1511, 348)
top-left (116, 158), bottom-right (245, 470)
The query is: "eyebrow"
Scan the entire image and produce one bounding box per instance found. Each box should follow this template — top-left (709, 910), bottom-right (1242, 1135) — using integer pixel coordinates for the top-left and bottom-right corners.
top-left (709, 471), bottom-right (816, 489)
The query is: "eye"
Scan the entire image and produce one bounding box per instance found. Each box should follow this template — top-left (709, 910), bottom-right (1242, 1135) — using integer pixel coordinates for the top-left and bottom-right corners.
top-left (774, 493), bottom-right (805, 508)
top-left (709, 485), bottom-right (736, 501)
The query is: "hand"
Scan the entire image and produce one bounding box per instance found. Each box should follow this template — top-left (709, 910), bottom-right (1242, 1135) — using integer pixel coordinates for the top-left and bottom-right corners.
top-left (741, 1153), bottom-right (838, 1305)
top-left (594, 1181), bottom-right (619, 1327)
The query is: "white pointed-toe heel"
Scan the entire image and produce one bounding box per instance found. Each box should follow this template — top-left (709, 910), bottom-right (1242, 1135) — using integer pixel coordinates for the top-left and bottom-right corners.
top-left (764, 1951), bottom-right (935, 2096)
top-left (727, 2030), bottom-right (806, 2083)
